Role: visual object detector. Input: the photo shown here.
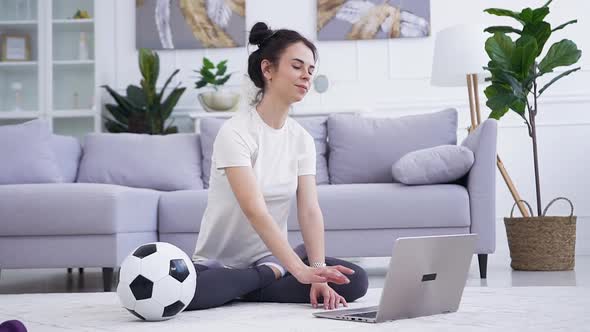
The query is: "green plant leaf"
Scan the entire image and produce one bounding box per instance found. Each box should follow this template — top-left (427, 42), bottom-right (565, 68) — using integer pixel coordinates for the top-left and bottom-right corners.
top-left (126, 85), bottom-right (148, 109)
top-left (531, 7), bottom-right (549, 23)
top-left (157, 69), bottom-right (180, 103)
top-left (153, 52), bottom-right (160, 85)
top-left (519, 8), bottom-right (534, 23)
top-left (498, 70), bottom-right (526, 98)
top-left (101, 84), bottom-right (140, 111)
top-left (104, 104), bottom-right (130, 125)
top-left (138, 48), bottom-right (151, 81)
top-left (538, 39), bottom-right (582, 73)
top-left (510, 97), bottom-right (527, 116)
top-left (216, 60), bottom-right (227, 69)
top-left (543, 0), bottom-right (553, 8)
top-left (139, 48), bottom-right (159, 87)
top-left (552, 19), bottom-right (577, 33)
top-left (484, 26), bottom-right (522, 34)
top-left (511, 35), bottom-right (538, 80)
top-left (538, 67), bottom-right (581, 95)
top-left (485, 33), bottom-right (514, 70)
top-left (216, 64), bottom-right (228, 76)
top-left (215, 74), bottom-right (231, 85)
top-left (204, 76), bottom-right (217, 85)
top-left (485, 84), bottom-right (516, 120)
top-left (160, 87), bottom-right (186, 120)
top-left (484, 8), bottom-right (524, 24)
top-left (521, 22), bottom-right (551, 57)
top-left (104, 118), bottom-right (128, 133)
top-left (203, 57), bottom-right (214, 69)
top-left (200, 67), bottom-right (215, 80)
top-left (195, 80), bottom-right (208, 89)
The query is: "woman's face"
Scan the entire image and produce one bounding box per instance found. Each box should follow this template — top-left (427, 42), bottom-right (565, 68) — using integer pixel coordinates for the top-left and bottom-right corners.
top-left (262, 42), bottom-right (316, 103)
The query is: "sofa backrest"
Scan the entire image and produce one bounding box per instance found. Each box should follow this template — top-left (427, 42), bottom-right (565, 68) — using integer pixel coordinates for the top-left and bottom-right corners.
top-left (50, 134), bottom-right (82, 183)
top-left (327, 108), bottom-right (458, 184)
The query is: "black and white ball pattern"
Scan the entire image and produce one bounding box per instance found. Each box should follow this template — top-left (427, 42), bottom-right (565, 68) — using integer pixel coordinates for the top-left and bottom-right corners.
top-left (116, 242), bottom-right (197, 321)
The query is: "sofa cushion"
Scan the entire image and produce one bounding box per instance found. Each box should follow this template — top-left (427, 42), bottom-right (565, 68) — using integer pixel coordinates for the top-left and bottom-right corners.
top-left (287, 183), bottom-right (470, 230)
top-left (77, 133), bottom-right (203, 191)
top-left (158, 190), bottom-right (209, 233)
top-left (392, 145), bottom-right (474, 185)
top-left (50, 134), bottom-right (82, 183)
top-left (0, 183), bottom-right (160, 236)
top-left (199, 116), bottom-right (330, 189)
top-left (0, 119), bottom-right (63, 185)
top-left (327, 109), bottom-right (458, 184)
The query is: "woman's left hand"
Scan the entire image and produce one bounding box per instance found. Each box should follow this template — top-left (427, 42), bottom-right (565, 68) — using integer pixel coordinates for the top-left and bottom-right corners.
top-left (310, 283), bottom-right (348, 310)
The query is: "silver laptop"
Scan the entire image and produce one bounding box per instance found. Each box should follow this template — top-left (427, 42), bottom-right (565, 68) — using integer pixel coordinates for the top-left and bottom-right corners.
top-left (313, 234), bottom-right (477, 323)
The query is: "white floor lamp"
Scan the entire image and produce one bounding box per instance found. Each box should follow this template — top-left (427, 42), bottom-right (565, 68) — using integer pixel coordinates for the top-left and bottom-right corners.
top-left (431, 24), bottom-right (530, 217)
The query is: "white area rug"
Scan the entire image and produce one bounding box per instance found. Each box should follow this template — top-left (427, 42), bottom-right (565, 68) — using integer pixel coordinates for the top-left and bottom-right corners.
top-left (1, 287), bottom-right (590, 332)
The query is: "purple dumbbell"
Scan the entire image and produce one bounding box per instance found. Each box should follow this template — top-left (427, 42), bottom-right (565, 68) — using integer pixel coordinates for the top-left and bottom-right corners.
top-left (0, 320), bottom-right (27, 332)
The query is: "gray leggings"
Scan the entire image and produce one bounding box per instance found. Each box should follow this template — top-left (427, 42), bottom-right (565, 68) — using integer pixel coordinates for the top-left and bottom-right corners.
top-left (185, 252), bottom-right (369, 310)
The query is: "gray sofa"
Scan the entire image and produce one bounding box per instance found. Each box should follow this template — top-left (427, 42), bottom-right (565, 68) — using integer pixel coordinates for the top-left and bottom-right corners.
top-left (0, 109), bottom-right (497, 291)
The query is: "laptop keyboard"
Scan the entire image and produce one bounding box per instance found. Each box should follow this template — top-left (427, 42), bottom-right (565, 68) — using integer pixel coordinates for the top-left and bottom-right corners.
top-left (346, 311), bottom-right (377, 318)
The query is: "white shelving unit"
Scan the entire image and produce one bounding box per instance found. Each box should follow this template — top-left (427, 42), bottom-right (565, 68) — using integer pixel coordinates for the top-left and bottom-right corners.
top-left (0, 0), bottom-right (100, 139)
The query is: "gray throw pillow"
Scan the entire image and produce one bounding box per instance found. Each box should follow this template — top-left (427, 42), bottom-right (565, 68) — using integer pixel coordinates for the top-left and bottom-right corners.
top-left (294, 116), bottom-right (329, 185)
top-left (50, 134), bottom-right (82, 183)
top-left (328, 109), bottom-right (458, 184)
top-left (199, 118), bottom-right (226, 189)
top-left (0, 119), bottom-right (64, 184)
top-left (392, 145), bottom-right (475, 185)
top-left (77, 133), bottom-right (203, 191)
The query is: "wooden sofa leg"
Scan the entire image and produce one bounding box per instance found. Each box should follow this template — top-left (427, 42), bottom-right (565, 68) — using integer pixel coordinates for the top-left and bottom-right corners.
top-left (103, 267), bottom-right (114, 292)
top-left (67, 268), bottom-right (72, 274)
top-left (79, 268), bottom-right (84, 274)
top-left (478, 254), bottom-right (488, 279)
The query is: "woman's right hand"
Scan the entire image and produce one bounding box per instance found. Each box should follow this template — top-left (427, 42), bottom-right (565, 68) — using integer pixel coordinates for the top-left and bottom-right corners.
top-left (293, 265), bottom-right (355, 285)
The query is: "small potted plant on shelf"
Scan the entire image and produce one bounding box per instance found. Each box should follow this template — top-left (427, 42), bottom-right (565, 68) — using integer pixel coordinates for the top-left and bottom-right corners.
top-left (483, 0), bottom-right (581, 271)
top-left (101, 48), bottom-right (186, 135)
top-left (72, 9), bottom-right (91, 19)
top-left (194, 57), bottom-right (240, 112)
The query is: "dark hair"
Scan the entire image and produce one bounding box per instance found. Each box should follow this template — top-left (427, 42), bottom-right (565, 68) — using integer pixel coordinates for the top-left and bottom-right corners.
top-left (247, 22), bottom-right (318, 105)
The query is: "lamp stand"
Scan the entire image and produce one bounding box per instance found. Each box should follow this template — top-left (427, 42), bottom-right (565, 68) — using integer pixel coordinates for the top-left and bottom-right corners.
top-left (466, 73), bottom-right (530, 217)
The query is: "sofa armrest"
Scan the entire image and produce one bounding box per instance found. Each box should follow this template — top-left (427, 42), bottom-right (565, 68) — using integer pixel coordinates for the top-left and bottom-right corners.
top-left (461, 119), bottom-right (498, 254)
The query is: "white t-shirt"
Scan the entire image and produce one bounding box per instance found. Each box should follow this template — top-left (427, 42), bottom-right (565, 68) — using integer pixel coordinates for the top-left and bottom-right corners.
top-left (192, 108), bottom-right (316, 269)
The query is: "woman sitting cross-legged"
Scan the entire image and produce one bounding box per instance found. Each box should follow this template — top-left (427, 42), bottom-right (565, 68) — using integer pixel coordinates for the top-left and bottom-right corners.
top-left (185, 22), bottom-right (369, 312)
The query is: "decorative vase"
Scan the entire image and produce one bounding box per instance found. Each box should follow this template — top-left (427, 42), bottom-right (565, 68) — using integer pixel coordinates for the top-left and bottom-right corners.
top-left (197, 89), bottom-right (240, 112)
top-left (504, 197), bottom-right (577, 271)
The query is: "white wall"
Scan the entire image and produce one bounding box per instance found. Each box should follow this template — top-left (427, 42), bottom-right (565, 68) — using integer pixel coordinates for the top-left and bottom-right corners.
top-left (97, 0), bottom-right (590, 255)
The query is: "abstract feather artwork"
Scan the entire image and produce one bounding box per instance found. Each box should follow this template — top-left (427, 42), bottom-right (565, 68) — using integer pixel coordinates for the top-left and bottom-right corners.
top-left (317, 0), bottom-right (430, 40)
top-left (136, 0), bottom-right (246, 49)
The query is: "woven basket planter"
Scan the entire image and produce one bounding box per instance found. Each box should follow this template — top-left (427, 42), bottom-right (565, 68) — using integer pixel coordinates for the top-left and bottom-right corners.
top-left (504, 197), bottom-right (577, 271)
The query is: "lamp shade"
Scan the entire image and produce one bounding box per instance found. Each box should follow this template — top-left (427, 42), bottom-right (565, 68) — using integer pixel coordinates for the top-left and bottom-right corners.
top-left (431, 24), bottom-right (490, 87)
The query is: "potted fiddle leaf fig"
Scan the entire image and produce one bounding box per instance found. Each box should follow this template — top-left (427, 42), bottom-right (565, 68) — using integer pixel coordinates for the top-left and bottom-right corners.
top-left (102, 48), bottom-right (186, 135)
top-left (194, 57), bottom-right (240, 112)
top-left (483, 0), bottom-right (581, 271)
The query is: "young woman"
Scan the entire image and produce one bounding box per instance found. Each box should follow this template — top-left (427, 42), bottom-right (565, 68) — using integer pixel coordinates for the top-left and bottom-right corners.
top-left (186, 22), bottom-right (368, 311)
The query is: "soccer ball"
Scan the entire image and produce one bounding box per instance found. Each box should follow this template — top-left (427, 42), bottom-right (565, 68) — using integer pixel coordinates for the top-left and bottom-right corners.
top-left (116, 242), bottom-right (197, 321)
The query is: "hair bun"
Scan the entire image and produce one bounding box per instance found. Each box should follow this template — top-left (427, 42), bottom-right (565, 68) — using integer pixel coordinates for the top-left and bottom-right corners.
top-left (249, 22), bottom-right (274, 46)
